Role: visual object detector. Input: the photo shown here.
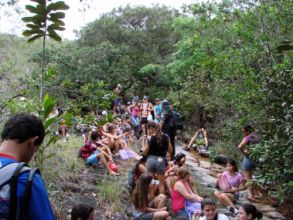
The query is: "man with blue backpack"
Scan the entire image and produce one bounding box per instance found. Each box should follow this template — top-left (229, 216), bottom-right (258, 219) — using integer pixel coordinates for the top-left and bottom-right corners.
top-left (0, 113), bottom-right (55, 220)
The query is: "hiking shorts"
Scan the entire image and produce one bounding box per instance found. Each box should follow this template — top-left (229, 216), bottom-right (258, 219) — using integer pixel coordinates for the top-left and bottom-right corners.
top-left (140, 117), bottom-right (148, 125)
top-left (147, 155), bottom-right (166, 175)
top-left (86, 150), bottom-right (101, 165)
top-left (243, 156), bottom-right (254, 172)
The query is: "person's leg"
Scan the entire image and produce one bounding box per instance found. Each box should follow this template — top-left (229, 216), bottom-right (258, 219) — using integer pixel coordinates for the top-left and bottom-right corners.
top-left (153, 211), bottom-right (169, 219)
top-left (169, 132), bottom-right (176, 158)
top-left (157, 174), bottom-right (165, 194)
top-left (214, 191), bottom-right (234, 207)
top-left (97, 153), bottom-right (119, 175)
top-left (153, 194), bottom-right (167, 208)
top-left (243, 170), bottom-right (256, 201)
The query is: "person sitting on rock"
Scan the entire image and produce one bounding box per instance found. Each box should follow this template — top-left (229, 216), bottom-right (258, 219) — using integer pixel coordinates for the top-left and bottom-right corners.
top-left (71, 204), bottom-right (94, 220)
top-left (81, 131), bottom-right (119, 176)
top-left (165, 153), bottom-right (186, 193)
top-left (185, 127), bottom-right (208, 151)
top-left (132, 173), bottom-right (169, 220)
top-left (171, 167), bottom-right (203, 219)
top-left (192, 197), bottom-right (229, 220)
top-left (214, 159), bottom-right (245, 215)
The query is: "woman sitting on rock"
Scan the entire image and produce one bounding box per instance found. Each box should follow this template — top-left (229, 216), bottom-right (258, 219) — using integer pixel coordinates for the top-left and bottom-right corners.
top-left (132, 173), bottom-right (169, 219)
top-left (171, 167), bottom-right (203, 219)
top-left (214, 159), bottom-right (245, 214)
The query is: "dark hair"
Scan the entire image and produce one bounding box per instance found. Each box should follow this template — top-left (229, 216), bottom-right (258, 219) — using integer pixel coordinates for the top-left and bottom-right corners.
top-left (147, 121), bottom-right (162, 144)
top-left (201, 197), bottom-right (216, 210)
top-left (174, 153), bottom-right (186, 165)
top-left (226, 158), bottom-right (238, 172)
top-left (132, 173), bottom-right (152, 210)
top-left (243, 125), bottom-right (253, 133)
top-left (90, 131), bottom-right (100, 141)
top-left (71, 204), bottom-right (94, 220)
top-left (134, 156), bottom-right (147, 177)
top-left (1, 113), bottom-right (45, 146)
top-left (241, 203), bottom-right (263, 219)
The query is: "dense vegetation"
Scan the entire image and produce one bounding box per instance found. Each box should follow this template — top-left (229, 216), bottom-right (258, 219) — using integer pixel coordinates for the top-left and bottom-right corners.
top-left (0, 0), bottom-right (292, 201)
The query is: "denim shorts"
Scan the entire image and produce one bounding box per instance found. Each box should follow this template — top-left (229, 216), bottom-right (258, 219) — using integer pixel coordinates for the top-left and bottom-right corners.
top-left (132, 211), bottom-right (154, 219)
top-left (86, 150), bottom-right (101, 165)
top-left (243, 156), bottom-right (254, 171)
top-left (147, 155), bottom-right (166, 175)
top-left (174, 208), bottom-right (189, 220)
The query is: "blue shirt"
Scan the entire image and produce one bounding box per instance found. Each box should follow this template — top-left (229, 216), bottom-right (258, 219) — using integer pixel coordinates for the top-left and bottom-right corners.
top-left (154, 105), bottom-right (162, 118)
top-left (0, 156), bottom-right (55, 220)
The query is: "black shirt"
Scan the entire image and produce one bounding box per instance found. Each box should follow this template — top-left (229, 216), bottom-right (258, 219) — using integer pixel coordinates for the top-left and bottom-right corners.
top-left (148, 134), bottom-right (169, 157)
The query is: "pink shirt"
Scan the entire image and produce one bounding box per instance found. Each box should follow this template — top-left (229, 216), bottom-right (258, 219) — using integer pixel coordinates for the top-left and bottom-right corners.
top-left (171, 180), bottom-right (191, 213)
top-left (223, 171), bottom-right (244, 188)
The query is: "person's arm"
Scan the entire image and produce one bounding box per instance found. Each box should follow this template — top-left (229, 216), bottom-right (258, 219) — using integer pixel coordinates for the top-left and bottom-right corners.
top-left (148, 103), bottom-right (154, 111)
top-left (146, 206), bottom-right (167, 212)
top-left (139, 164), bottom-right (147, 173)
top-left (167, 136), bottom-right (173, 155)
top-left (174, 181), bottom-right (202, 202)
top-left (187, 131), bottom-right (199, 148)
top-left (203, 129), bottom-right (208, 147)
top-left (128, 104), bottom-right (134, 113)
top-left (238, 137), bottom-right (248, 154)
top-left (142, 136), bottom-right (150, 155)
top-left (165, 164), bottom-right (178, 176)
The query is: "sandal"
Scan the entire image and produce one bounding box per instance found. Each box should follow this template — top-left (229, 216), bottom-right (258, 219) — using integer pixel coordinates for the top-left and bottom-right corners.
top-left (184, 147), bottom-right (190, 151)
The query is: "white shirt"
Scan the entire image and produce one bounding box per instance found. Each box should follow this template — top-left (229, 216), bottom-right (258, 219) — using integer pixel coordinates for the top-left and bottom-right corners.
top-left (199, 213), bottom-right (229, 220)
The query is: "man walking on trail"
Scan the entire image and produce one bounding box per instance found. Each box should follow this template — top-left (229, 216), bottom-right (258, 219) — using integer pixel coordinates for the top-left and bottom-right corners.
top-left (0, 113), bottom-right (55, 220)
top-left (160, 100), bottom-right (177, 158)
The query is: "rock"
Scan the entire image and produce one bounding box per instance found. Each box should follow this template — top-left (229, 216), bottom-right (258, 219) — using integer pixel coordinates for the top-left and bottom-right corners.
top-left (214, 154), bottom-right (229, 164)
top-left (198, 148), bottom-right (210, 157)
top-left (81, 186), bottom-right (98, 193)
top-left (265, 211), bottom-right (285, 219)
top-left (255, 204), bottom-right (276, 212)
top-left (62, 183), bottom-right (81, 193)
top-left (211, 164), bottom-right (225, 173)
top-left (199, 161), bottom-right (212, 169)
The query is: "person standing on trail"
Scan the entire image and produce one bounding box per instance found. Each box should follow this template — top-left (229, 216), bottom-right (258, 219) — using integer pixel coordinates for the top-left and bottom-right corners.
top-left (142, 121), bottom-right (173, 194)
top-left (160, 100), bottom-right (177, 158)
top-left (238, 125), bottom-right (259, 202)
top-left (140, 96), bottom-right (153, 135)
top-left (154, 98), bottom-right (162, 124)
top-left (0, 113), bottom-right (55, 220)
top-left (128, 102), bottom-right (141, 139)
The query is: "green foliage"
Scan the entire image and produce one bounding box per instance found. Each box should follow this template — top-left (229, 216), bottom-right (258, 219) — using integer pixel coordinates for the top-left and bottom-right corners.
top-left (22, 0), bottom-right (69, 42)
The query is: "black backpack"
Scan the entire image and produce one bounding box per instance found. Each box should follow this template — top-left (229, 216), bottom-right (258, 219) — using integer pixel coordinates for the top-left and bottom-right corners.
top-left (0, 162), bottom-right (39, 220)
top-left (172, 111), bottom-right (183, 130)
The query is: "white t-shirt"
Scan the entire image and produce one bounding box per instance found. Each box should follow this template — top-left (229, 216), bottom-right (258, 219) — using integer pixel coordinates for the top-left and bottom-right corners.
top-left (199, 213), bottom-right (229, 220)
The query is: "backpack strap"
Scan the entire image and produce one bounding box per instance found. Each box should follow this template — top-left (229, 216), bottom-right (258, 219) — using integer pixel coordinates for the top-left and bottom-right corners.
top-left (8, 162), bottom-right (28, 220)
top-left (21, 167), bottom-right (39, 220)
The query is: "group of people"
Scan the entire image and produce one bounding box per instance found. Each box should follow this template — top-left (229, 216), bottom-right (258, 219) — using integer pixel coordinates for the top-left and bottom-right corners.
top-left (128, 125), bottom-right (263, 219)
top-left (0, 90), bottom-right (264, 220)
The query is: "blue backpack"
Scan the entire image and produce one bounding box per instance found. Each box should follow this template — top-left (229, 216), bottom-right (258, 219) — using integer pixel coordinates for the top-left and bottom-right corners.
top-left (0, 162), bottom-right (39, 220)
